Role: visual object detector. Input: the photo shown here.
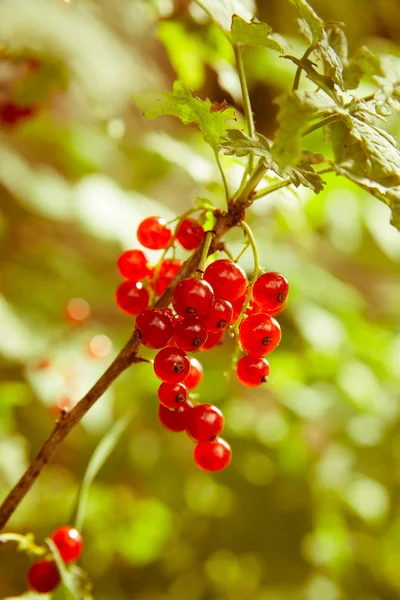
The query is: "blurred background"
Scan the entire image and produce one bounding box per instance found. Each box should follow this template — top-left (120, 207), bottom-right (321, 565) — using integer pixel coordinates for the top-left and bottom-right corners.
top-left (1, 0), bottom-right (400, 599)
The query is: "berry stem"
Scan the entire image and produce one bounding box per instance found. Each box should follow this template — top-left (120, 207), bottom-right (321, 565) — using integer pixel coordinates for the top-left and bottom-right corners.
top-left (197, 230), bottom-right (214, 274)
top-left (302, 114), bottom-right (341, 137)
top-left (0, 532), bottom-right (46, 556)
top-left (236, 160), bottom-right (268, 204)
top-left (292, 44), bottom-right (316, 91)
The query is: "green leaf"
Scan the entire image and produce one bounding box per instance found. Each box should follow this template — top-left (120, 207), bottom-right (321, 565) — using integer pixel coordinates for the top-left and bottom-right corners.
top-left (288, 0), bottom-right (324, 43)
top-left (194, 0), bottom-right (255, 31)
top-left (221, 129), bottom-right (272, 160)
top-left (284, 56), bottom-right (341, 103)
top-left (134, 81), bottom-right (236, 152)
top-left (343, 46), bottom-right (383, 90)
top-left (284, 163), bottom-right (327, 194)
top-left (231, 16), bottom-right (283, 53)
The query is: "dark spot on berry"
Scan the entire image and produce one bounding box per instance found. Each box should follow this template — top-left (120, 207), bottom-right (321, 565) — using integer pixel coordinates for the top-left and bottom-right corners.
top-left (186, 307), bottom-right (196, 315)
top-left (173, 363), bottom-right (184, 374)
top-left (193, 337), bottom-right (202, 347)
top-left (277, 292), bottom-right (285, 303)
top-left (261, 375), bottom-right (269, 383)
top-left (217, 319), bottom-right (227, 329)
top-left (176, 394), bottom-right (185, 402)
top-left (262, 336), bottom-right (272, 346)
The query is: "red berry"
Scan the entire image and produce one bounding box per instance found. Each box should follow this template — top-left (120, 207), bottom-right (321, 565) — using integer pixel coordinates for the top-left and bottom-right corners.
top-left (267, 299), bottom-right (288, 316)
top-left (253, 272), bottom-right (289, 312)
top-left (117, 249), bottom-right (151, 281)
top-left (27, 560), bottom-right (60, 594)
top-left (231, 292), bottom-right (260, 323)
top-left (51, 526), bottom-right (83, 563)
top-left (154, 347), bottom-right (191, 383)
top-left (200, 329), bottom-right (224, 350)
top-left (186, 403), bottom-right (224, 442)
top-left (173, 317), bottom-right (208, 352)
top-left (194, 437), bottom-right (232, 472)
top-left (201, 297), bottom-right (233, 332)
top-left (115, 281), bottom-right (149, 315)
top-left (204, 259), bottom-right (247, 301)
top-left (176, 218), bottom-right (204, 250)
top-left (156, 258), bottom-right (183, 295)
top-left (184, 358), bottom-right (203, 390)
top-left (158, 382), bottom-right (188, 408)
top-left (172, 277), bottom-right (214, 317)
top-left (158, 401), bottom-right (193, 432)
top-left (239, 313), bottom-right (281, 356)
top-left (137, 217), bottom-right (172, 250)
top-left (135, 308), bottom-right (173, 349)
top-left (236, 355), bottom-right (270, 387)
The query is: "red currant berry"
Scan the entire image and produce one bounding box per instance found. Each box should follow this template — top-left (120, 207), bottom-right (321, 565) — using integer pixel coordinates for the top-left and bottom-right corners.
top-left (267, 299), bottom-right (287, 316)
top-left (200, 329), bottom-right (224, 350)
top-left (186, 403), bottom-right (224, 442)
top-left (51, 526), bottom-right (83, 563)
top-left (172, 277), bottom-right (214, 317)
top-left (158, 401), bottom-right (193, 432)
top-left (239, 313), bottom-right (281, 356)
top-left (137, 217), bottom-right (172, 250)
top-left (176, 218), bottom-right (204, 250)
top-left (154, 347), bottom-right (191, 383)
top-left (135, 308), bottom-right (173, 349)
top-left (253, 272), bottom-right (289, 312)
top-left (115, 281), bottom-right (149, 316)
top-left (27, 560), bottom-right (60, 594)
top-left (231, 292), bottom-right (260, 323)
top-left (117, 249), bottom-right (151, 281)
top-left (201, 297), bottom-right (233, 332)
top-left (156, 258), bottom-right (183, 295)
top-left (173, 317), bottom-right (208, 352)
top-left (236, 355), bottom-right (270, 387)
top-left (204, 259), bottom-right (247, 301)
top-left (184, 357), bottom-right (203, 390)
top-left (158, 382), bottom-right (188, 408)
top-left (194, 437), bottom-right (232, 472)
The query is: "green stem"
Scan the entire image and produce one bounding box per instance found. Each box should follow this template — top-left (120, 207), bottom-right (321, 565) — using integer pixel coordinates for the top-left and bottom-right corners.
top-left (302, 114), bottom-right (341, 137)
top-left (197, 231), bottom-right (214, 273)
top-left (233, 221), bottom-right (260, 339)
top-left (222, 245), bottom-right (235, 261)
top-left (237, 161), bottom-right (269, 204)
top-left (292, 45), bottom-right (315, 91)
top-left (214, 150), bottom-right (230, 203)
top-left (235, 241), bottom-right (250, 263)
top-left (234, 44), bottom-right (256, 179)
top-left (252, 166), bottom-right (334, 201)
top-left (0, 532), bottom-right (46, 556)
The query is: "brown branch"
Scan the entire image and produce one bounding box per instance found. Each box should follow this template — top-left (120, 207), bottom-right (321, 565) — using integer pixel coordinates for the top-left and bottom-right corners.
top-left (0, 206), bottom-right (246, 531)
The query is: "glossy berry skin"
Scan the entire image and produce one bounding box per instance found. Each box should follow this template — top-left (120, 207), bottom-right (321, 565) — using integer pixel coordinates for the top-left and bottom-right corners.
top-left (116, 281), bottom-right (149, 316)
top-left (200, 329), bottom-right (224, 350)
top-left (137, 217), bottom-right (172, 250)
top-left (135, 308), bottom-right (173, 349)
top-left (176, 218), bottom-right (204, 250)
top-left (51, 526), bottom-right (83, 563)
top-left (156, 258), bottom-right (183, 295)
top-left (204, 259), bottom-right (247, 301)
top-left (117, 249), bottom-right (151, 281)
top-left (185, 358), bottom-right (203, 390)
top-left (154, 347), bottom-right (191, 384)
top-left (201, 297), bottom-right (233, 332)
top-left (236, 355), bottom-right (270, 387)
top-left (253, 272), bottom-right (289, 312)
top-left (158, 382), bottom-right (188, 408)
top-left (27, 560), bottom-right (60, 594)
top-left (173, 317), bottom-right (208, 352)
top-left (186, 403), bottom-right (224, 442)
top-left (158, 400), bottom-right (193, 432)
top-left (194, 437), bottom-right (232, 472)
top-left (239, 313), bottom-right (281, 356)
top-left (172, 277), bottom-right (214, 317)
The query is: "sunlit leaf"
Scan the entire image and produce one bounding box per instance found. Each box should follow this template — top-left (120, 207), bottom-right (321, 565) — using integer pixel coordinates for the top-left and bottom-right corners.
top-left (288, 0), bottom-right (325, 43)
top-left (194, 0), bottom-right (255, 31)
top-left (231, 16), bottom-right (283, 52)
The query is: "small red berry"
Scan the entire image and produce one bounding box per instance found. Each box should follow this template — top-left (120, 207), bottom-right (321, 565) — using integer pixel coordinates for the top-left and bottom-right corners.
top-left (135, 308), bottom-right (173, 349)
top-left (200, 329), bottom-right (224, 350)
top-left (236, 355), bottom-right (270, 387)
top-left (27, 560), bottom-right (61, 594)
top-left (267, 299), bottom-right (288, 316)
top-left (116, 281), bottom-right (149, 315)
top-left (186, 403), bottom-right (224, 442)
top-left (194, 437), bottom-right (232, 472)
top-left (158, 401), bottom-right (193, 432)
top-left (184, 357), bottom-right (203, 390)
top-left (176, 218), bottom-right (204, 250)
top-left (239, 313), bottom-right (281, 356)
top-left (172, 277), bottom-right (214, 317)
top-left (158, 382), bottom-right (188, 408)
top-left (156, 258), bottom-right (183, 295)
top-left (253, 272), bottom-right (289, 312)
top-left (201, 297), bottom-right (233, 332)
top-left (51, 526), bottom-right (83, 563)
top-left (173, 317), bottom-right (208, 352)
top-left (204, 259), bottom-right (247, 301)
top-left (117, 249), bottom-right (151, 281)
top-left (154, 347), bottom-right (191, 384)
top-left (137, 217), bottom-right (172, 250)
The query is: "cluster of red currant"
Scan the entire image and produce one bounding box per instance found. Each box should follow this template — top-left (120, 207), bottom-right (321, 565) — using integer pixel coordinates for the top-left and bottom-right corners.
top-left (27, 526), bottom-right (83, 594)
top-left (115, 215), bottom-right (288, 472)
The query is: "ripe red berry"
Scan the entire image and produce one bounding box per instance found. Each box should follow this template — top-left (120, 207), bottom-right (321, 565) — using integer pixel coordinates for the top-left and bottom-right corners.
top-left (176, 218), bottom-right (204, 250)
top-left (156, 258), bottom-right (183, 295)
top-left (204, 259), bottom-right (247, 301)
top-left (186, 404), bottom-right (224, 442)
top-left (158, 400), bottom-right (193, 432)
top-left (194, 437), bottom-right (232, 472)
top-left (253, 272), bottom-right (289, 312)
top-left (158, 382), bottom-right (188, 408)
top-left (200, 329), bottom-right (224, 350)
top-left (201, 297), bottom-right (233, 332)
top-left (135, 308), bottom-right (173, 349)
top-left (137, 217), bottom-right (172, 250)
top-left (184, 358), bottom-right (203, 389)
top-left (172, 277), bottom-right (214, 317)
top-left (154, 347), bottom-right (191, 383)
top-left (115, 281), bottom-right (149, 315)
top-left (236, 355), bottom-right (270, 387)
top-left (117, 249), bottom-right (151, 281)
top-left (267, 299), bottom-right (288, 316)
top-left (173, 317), bottom-right (208, 352)
top-left (239, 313), bottom-right (281, 356)
top-left (51, 526), bottom-right (83, 563)
top-left (231, 292), bottom-right (260, 323)
top-left (27, 560), bottom-right (60, 594)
